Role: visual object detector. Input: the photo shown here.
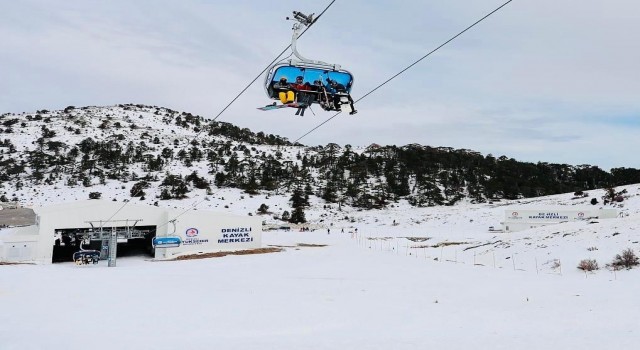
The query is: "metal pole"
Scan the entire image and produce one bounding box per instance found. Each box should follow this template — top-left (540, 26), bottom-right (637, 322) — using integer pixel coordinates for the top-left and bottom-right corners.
top-left (108, 226), bottom-right (117, 267)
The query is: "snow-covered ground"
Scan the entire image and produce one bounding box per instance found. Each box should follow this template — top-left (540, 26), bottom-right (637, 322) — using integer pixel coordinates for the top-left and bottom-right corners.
top-left (1, 183), bottom-right (639, 349)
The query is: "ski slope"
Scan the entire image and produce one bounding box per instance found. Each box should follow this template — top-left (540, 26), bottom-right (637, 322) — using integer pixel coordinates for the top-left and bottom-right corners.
top-left (1, 185), bottom-right (639, 349)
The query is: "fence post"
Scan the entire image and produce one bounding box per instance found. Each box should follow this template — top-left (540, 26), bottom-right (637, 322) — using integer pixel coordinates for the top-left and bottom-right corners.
top-left (559, 259), bottom-right (562, 276)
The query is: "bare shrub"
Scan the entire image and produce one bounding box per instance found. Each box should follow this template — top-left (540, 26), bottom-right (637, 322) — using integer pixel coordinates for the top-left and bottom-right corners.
top-left (610, 248), bottom-right (639, 270)
top-left (257, 203), bottom-right (270, 214)
top-left (577, 259), bottom-right (599, 272)
top-left (88, 192), bottom-right (102, 200)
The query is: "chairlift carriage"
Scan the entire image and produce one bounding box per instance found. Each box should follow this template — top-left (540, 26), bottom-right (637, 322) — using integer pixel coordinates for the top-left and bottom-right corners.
top-left (73, 250), bottom-right (100, 265)
top-left (151, 220), bottom-right (181, 249)
top-left (152, 236), bottom-right (181, 248)
top-left (260, 11), bottom-right (357, 115)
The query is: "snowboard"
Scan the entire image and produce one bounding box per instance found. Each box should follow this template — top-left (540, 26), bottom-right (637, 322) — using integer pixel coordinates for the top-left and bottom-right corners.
top-left (257, 102), bottom-right (306, 111)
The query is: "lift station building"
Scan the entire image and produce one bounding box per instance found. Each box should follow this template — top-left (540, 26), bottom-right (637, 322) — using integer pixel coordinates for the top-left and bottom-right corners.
top-left (0, 200), bottom-right (262, 264)
top-left (501, 207), bottom-right (617, 232)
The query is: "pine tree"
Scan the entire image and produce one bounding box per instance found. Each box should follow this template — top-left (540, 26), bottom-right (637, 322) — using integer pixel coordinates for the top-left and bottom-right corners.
top-left (321, 180), bottom-right (338, 202)
top-left (130, 180), bottom-right (150, 197)
top-left (290, 186), bottom-right (309, 208)
top-left (288, 186), bottom-right (308, 223)
top-left (289, 206), bottom-right (306, 223)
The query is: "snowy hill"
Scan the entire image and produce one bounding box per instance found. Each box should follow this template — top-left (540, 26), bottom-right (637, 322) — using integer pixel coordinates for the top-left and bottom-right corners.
top-left (0, 104), bottom-right (294, 209)
top-left (2, 104), bottom-right (638, 217)
top-left (2, 156), bottom-right (640, 349)
top-left (1, 104), bottom-right (638, 269)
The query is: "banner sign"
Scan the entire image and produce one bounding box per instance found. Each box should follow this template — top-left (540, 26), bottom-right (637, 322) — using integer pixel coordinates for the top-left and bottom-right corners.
top-left (218, 227), bottom-right (255, 244)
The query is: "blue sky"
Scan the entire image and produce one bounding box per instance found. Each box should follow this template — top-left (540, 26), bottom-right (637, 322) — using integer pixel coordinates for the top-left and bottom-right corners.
top-left (1, 0), bottom-right (638, 170)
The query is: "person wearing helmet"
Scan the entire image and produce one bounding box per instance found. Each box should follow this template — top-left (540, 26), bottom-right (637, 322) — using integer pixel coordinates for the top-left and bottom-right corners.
top-left (326, 78), bottom-right (357, 115)
top-left (291, 76), bottom-right (312, 116)
top-left (312, 79), bottom-right (331, 111)
top-left (274, 77), bottom-right (295, 104)
top-left (291, 76), bottom-right (306, 90)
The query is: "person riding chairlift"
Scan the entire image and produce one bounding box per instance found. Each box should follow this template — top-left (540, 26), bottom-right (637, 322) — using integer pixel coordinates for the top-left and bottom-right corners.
top-left (313, 80), bottom-right (332, 111)
top-left (274, 77), bottom-right (295, 104)
top-left (291, 76), bottom-right (312, 116)
top-left (291, 76), bottom-right (309, 91)
top-left (326, 78), bottom-right (357, 115)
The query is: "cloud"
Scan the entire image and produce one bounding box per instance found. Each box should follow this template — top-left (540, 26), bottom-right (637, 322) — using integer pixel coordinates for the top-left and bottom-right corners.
top-left (1, 0), bottom-right (639, 170)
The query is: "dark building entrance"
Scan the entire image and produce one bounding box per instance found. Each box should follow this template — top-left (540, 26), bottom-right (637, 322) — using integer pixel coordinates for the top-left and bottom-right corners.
top-left (52, 225), bottom-right (156, 263)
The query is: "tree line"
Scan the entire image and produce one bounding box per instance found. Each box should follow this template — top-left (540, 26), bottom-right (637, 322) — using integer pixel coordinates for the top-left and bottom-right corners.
top-left (1, 105), bottom-right (639, 214)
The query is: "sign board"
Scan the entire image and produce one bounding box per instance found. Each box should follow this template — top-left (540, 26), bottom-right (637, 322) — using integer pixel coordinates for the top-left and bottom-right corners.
top-left (152, 236), bottom-right (182, 248)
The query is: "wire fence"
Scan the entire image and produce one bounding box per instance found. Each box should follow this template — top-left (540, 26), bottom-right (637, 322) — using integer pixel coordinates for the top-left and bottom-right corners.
top-left (347, 231), bottom-right (628, 280)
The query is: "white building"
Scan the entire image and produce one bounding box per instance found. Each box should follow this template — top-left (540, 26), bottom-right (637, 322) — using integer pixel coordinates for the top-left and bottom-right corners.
top-left (501, 207), bottom-right (617, 232)
top-left (0, 200), bottom-right (262, 264)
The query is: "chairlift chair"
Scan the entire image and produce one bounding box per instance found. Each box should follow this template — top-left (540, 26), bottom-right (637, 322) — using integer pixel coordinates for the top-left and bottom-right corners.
top-left (151, 220), bottom-right (182, 249)
top-left (262, 11), bottom-right (355, 112)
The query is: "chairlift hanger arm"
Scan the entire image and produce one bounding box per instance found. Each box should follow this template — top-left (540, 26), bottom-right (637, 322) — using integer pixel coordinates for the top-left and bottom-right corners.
top-left (169, 219), bottom-right (177, 235)
top-left (287, 10), bottom-right (338, 69)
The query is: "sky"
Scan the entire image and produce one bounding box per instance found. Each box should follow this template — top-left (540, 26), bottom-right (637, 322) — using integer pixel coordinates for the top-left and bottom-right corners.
top-left (1, 0), bottom-right (639, 170)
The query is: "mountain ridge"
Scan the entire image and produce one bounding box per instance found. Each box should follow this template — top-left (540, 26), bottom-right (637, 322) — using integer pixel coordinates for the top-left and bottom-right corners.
top-left (1, 104), bottom-right (638, 220)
